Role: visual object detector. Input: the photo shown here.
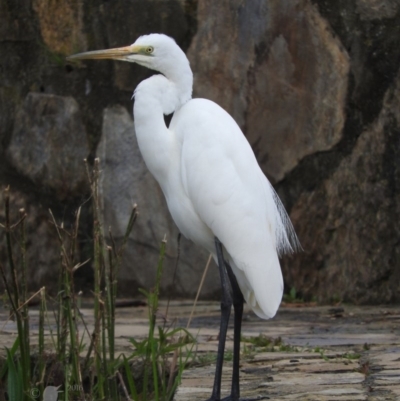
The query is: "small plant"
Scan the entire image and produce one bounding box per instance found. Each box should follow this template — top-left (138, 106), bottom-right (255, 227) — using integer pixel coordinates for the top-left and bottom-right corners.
top-left (195, 349), bottom-right (233, 366)
top-left (283, 287), bottom-right (304, 303)
top-left (330, 294), bottom-right (342, 305)
top-left (241, 334), bottom-right (272, 348)
top-left (126, 240), bottom-right (195, 401)
top-left (342, 352), bottom-right (361, 360)
top-left (4, 347), bottom-right (22, 401)
top-left (0, 187), bottom-right (31, 400)
top-left (196, 352), bottom-right (217, 366)
top-left (241, 335), bottom-right (298, 354)
top-left (358, 360), bottom-right (370, 376)
top-left (277, 343), bottom-right (298, 353)
top-left (312, 346), bottom-right (329, 361)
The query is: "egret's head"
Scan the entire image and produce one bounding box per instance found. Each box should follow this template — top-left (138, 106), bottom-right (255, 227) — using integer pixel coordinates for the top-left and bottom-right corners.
top-left (67, 33), bottom-right (189, 78)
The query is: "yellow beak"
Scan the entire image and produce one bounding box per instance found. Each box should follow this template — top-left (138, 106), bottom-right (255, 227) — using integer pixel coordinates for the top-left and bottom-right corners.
top-left (67, 45), bottom-right (141, 61)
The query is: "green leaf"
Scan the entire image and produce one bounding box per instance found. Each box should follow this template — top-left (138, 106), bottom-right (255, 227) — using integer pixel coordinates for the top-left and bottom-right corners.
top-left (122, 355), bottom-right (138, 401)
top-left (6, 348), bottom-right (23, 401)
top-left (0, 337), bottom-right (19, 380)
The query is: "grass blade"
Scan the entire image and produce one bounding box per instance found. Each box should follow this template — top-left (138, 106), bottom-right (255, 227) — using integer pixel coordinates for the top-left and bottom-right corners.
top-left (5, 348), bottom-right (23, 401)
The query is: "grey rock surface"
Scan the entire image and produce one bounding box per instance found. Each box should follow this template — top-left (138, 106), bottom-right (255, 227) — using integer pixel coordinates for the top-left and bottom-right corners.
top-left (188, 0), bottom-right (349, 182)
top-left (285, 69), bottom-right (400, 303)
top-left (7, 93), bottom-right (89, 200)
top-left (356, 0), bottom-right (400, 20)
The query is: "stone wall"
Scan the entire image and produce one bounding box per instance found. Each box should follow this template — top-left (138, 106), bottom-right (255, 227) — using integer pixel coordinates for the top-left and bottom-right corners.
top-left (0, 0), bottom-right (399, 303)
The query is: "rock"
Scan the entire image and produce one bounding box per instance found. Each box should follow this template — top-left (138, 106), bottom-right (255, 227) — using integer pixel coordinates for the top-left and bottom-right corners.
top-left (0, 87), bottom-right (18, 155)
top-left (284, 70), bottom-right (400, 303)
top-left (32, 0), bottom-right (87, 56)
top-left (246, 3), bottom-right (349, 182)
top-left (356, 0), bottom-right (400, 20)
top-left (6, 92), bottom-right (90, 201)
top-left (0, 0), bottom-right (36, 42)
top-left (97, 105), bottom-right (220, 298)
top-left (188, 0), bottom-right (349, 182)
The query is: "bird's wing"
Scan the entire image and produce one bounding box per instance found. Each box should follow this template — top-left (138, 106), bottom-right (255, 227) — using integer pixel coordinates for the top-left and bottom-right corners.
top-left (171, 98), bottom-right (296, 317)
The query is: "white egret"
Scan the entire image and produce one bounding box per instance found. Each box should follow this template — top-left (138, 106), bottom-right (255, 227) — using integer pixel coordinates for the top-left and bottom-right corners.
top-left (68, 33), bottom-right (299, 401)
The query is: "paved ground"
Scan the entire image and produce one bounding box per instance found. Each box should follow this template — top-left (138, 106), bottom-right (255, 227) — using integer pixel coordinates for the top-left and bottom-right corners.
top-left (173, 303), bottom-right (400, 401)
top-left (1, 301), bottom-right (399, 400)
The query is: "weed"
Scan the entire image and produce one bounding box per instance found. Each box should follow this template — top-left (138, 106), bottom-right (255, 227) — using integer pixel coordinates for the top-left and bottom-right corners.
top-left (312, 347), bottom-right (329, 361)
top-left (196, 352), bottom-right (217, 366)
top-left (127, 237), bottom-right (195, 401)
top-left (241, 335), bottom-right (298, 355)
top-left (241, 334), bottom-right (272, 348)
top-left (342, 352), bottom-right (361, 360)
top-left (196, 349), bottom-right (233, 366)
top-left (277, 343), bottom-right (298, 353)
top-left (283, 287), bottom-right (304, 303)
top-left (330, 294), bottom-right (342, 304)
top-left (0, 187), bottom-right (31, 400)
top-left (358, 360), bottom-right (370, 376)
top-left (242, 343), bottom-right (256, 359)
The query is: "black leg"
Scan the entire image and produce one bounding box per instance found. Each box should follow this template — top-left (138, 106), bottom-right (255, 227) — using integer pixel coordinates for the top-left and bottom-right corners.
top-left (209, 238), bottom-right (268, 401)
top-left (223, 262), bottom-right (244, 401)
top-left (207, 237), bottom-right (233, 401)
top-left (224, 262), bottom-right (269, 401)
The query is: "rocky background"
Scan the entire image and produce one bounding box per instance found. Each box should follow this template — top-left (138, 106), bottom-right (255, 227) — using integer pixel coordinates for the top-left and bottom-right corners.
top-left (0, 0), bottom-right (399, 303)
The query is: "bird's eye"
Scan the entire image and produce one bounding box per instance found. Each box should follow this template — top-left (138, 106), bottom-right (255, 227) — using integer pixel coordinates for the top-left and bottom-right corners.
top-left (146, 46), bottom-right (154, 54)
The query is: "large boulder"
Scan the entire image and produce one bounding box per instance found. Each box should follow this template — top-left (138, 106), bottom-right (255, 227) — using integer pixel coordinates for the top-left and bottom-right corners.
top-left (283, 70), bottom-right (400, 303)
top-left (279, 0), bottom-right (400, 303)
top-left (6, 93), bottom-right (90, 201)
top-left (187, 0), bottom-right (349, 182)
top-left (355, 0), bottom-right (400, 20)
top-left (32, 0), bottom-right (86, 56)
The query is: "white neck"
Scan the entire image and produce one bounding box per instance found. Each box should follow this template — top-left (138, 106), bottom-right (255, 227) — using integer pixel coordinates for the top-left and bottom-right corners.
top-left (132, 51), bottom-right (193, 183)
top-left (133, 75), bottom-right (191, 184)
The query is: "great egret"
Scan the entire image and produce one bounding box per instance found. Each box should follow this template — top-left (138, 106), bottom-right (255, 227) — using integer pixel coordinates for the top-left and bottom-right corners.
top-left (68, 33), bottom-right (299, 401)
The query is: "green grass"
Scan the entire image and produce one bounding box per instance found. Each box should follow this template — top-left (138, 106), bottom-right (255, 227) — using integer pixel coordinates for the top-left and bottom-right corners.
top-left (283, 287), bottom-right (304, 303)
top-left (342, 352), bottom-right (361, 360)
top-left (241, 335), bottom-right (299, 357)
top-left (196, 349), bottom-right (233, 366)
top-left (313, 346), bottom-right (330, 361)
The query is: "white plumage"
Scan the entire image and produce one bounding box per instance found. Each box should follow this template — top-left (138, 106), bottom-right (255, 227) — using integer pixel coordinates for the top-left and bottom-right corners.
top-left (167, 98), bottom-right (286, 318)
top-left (129, 34), bottom-right (299, 319)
